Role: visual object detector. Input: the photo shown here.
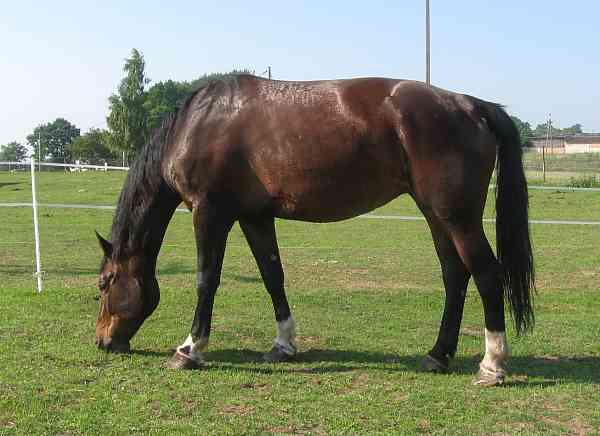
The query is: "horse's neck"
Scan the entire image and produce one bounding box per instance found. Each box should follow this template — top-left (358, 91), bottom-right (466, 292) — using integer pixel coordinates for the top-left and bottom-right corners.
top-left (138, 188), bottom-right (179, 271)
top-left (112, 177), bottom-right (180, 272)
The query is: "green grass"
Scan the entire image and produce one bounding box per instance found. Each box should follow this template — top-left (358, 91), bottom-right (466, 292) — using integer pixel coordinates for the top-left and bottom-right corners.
top-left (1, 171), bottom-right (599, 435)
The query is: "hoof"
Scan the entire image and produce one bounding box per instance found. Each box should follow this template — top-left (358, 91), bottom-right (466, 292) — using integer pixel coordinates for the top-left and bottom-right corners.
top-left (472, 366), bottom-right (506, 387)
top-left (263, 344), bottom-right (295, 363)
top-left (166, 351), bottom-right (202, 370)
top-left (421, 354), bottom-right (449, 374)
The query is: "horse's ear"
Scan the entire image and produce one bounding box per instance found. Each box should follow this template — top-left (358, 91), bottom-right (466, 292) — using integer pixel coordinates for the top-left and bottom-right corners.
top-left (95, 230), bottom-right (113, 258)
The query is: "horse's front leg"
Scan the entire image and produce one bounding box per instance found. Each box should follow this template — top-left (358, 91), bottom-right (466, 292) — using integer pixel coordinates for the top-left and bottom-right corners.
top-left (167, 204), bottom-right (233, 369)
top-left (240, 217), bottom-right (297, 362)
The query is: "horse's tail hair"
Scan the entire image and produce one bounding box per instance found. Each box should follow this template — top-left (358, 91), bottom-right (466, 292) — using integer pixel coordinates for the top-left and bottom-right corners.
top-left (478, 100), bottom-right (536, 335)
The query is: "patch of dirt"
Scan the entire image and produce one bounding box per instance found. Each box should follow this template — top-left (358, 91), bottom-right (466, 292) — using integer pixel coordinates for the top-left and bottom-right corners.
top-left (240, 382), bottom-right (272, 395)
top-left (297, 335), bottom-right (325, 348)
top-left (461, 326), bottom-right (483, 337)
top-left (567, 416), bottom-right (593, 435)
top-left (265, 424), bottom-right (325, 435)
top-left (1, 419), bottom-right (16, 429)
top-left (492, 422), bottom-right (535, 435)
top-left (540, 402), bottom-right (593, 435)
top-left (337, 372), bottom-right (370, 395)
top-left (220, 404), bottom-right (255, 416)
top-left (416, 418), bottom-right (431, 433)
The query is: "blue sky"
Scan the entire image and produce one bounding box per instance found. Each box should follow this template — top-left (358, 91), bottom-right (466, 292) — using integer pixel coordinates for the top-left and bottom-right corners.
top-left (1, 1), bottom-right (599, 145)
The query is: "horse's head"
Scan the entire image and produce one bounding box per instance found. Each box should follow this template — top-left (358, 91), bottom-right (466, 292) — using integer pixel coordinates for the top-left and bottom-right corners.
top-left (94, 231), bottom-right (160, 353)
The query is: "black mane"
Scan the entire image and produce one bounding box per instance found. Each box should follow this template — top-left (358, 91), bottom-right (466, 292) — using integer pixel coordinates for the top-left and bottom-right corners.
top-left (109, 112), bottom-right (179, 260)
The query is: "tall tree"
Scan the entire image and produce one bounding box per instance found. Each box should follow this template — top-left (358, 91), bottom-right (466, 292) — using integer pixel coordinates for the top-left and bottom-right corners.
top-left (144, 80), bottom-right (194, 133)
top-left (0, 141), bottom-right (29, 161)
top-left (142, 70), bottom-right (254, 134)
top-left (68, 128), bottom-right (116, 162)
top-left (26, 118), bottom-right (80, 163)
top-left (106, 49), bottom-right (150, 162)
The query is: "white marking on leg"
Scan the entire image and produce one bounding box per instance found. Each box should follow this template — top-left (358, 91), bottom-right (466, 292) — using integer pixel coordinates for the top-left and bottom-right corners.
top-left (480, 329), bottom-right (509, 375)
top-left (177, 334), bottom-right (208, 363)
top-left (274, 316), bottom-right (297, 355)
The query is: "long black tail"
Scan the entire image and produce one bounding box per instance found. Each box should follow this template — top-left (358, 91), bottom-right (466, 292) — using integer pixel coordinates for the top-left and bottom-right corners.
top-left (478, 100), bottom-right (536, 334)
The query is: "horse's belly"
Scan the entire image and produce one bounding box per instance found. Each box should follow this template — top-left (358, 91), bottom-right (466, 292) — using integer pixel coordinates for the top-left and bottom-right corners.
top-left (271, 165), bottom-right (410, 222)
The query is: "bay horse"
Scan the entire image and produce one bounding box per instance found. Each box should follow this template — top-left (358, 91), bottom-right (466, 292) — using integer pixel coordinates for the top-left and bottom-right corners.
top-left (95, 74), bottom-right (534, 386)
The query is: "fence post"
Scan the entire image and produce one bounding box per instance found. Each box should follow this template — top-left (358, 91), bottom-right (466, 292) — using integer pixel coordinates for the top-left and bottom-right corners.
top-left (30, 158), bottom-right (43, 293)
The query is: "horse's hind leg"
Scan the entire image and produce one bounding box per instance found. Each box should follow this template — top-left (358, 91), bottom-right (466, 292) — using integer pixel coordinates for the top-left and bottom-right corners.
top-left (446, 224), bottom-right (509, 386)
top-left (168, 203), bottom-right (233, 369)
top-left (421, 214), bottom-right (470, 373)
top-left (240, 216), bottom-right (297, 362)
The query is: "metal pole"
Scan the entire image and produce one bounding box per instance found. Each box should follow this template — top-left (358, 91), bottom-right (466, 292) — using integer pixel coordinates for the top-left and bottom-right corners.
top-left (268, 66), bottom-right (272, 80)
top-left (426, 0), bottom-right (431, 86)
top-left (30, 157), bottom-right (43, 293)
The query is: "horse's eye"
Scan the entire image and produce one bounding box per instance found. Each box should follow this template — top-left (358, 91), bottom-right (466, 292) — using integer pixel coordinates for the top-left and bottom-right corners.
top-left (99, 277), bottom-right (109, 291)
top-left (99, 272), bottom-right (115, 291)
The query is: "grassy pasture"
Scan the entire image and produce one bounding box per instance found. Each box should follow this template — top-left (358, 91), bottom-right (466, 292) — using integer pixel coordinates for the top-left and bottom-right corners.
top-left (0, 171), bottom-right (599, 435)
top-left (521, 151), bottom-right (600, 185)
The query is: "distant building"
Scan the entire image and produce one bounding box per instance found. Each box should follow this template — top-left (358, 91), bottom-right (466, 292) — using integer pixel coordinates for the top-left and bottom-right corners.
top-left (530, 134), bottom-right (600, 154)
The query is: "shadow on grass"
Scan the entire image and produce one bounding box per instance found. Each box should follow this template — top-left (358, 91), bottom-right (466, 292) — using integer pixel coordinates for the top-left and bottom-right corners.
top-left (131, 349), bottom-right (173, 358)
top-left (193, 348), bottom-right (600, 384)
top-left (0, 182), bottom-right (22, 188)
top-left (0, 264), bottom-right (262, 287)
top-left (0, 265), bottom-right (98, 276)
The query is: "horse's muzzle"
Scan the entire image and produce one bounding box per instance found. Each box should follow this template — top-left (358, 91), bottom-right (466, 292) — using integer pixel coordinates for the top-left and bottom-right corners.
top-left (96, 336), bottom-right (131, 353)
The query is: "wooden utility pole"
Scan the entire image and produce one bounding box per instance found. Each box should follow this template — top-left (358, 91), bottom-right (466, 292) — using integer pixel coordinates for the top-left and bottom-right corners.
top-left (543, 113), bottom-right (552, 183)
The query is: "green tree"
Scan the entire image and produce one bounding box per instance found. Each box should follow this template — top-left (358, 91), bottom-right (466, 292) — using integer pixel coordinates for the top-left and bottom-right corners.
top-left (144, 80), bottom-right (194, 133)
top-left (533, 123), bottom-right (550, 137)
top-left (562, 124), bottom-right (583, 135)
top-left (26, 118), bottom-right (80, 163)
top-left (106, 49), bottom-right (150, 162)
top-left (142, 70), bottom-right (254, 135)
top-left (0, 141), bottom-right (29, 161)
top-left (189, 69), bottom-right (253, 90)
top-left (68, 128), bottom-right (115, 163)
top-left (510, 116), bottom-right (533, 147)
top-left (534, 122), bottom-right (584, 137)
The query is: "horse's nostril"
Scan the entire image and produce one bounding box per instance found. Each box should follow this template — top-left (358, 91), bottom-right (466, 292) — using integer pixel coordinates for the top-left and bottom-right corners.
top-left (96, 337), bottom-right (112, 351)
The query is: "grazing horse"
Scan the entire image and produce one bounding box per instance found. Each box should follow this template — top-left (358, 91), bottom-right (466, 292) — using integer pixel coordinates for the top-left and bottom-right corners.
top-left (94, 74), bottom-right (534, 386)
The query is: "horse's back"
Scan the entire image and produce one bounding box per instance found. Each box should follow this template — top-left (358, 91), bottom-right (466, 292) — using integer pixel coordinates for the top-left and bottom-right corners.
top-left (167, 76), bottom-right (498, 222)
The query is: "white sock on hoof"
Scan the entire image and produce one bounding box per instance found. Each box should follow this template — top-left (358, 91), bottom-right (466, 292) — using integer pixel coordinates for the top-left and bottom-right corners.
top-left (177, 335), bottom-right (208, 363)
top-left (274, 316), bottom-right (297, 355)
top-left (480, 329), bottom-right (509, 374)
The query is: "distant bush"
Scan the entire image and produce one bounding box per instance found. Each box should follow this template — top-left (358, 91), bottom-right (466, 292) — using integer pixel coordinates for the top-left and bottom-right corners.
top-left (567, 175), bottom-right (600, 188)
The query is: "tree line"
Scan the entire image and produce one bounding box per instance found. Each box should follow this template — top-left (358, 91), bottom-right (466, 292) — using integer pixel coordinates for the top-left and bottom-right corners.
top-left (510, 117), bottom-right (584, 148)
top-left (0, 49), bottom-right (589, 162)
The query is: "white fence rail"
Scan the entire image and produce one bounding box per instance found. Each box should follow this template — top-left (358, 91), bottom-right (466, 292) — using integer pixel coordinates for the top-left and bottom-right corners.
top-left (0, 161), bottom-right (129, 171)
